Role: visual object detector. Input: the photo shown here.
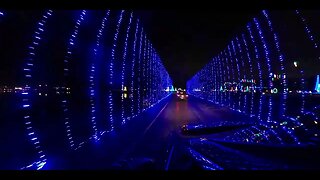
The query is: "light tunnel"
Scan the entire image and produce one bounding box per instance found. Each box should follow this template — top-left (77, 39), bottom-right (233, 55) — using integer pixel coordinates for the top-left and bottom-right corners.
top-left (0, 10), bottom-right (172, 170)
top-left (187, 10), bottom-right (320, 146)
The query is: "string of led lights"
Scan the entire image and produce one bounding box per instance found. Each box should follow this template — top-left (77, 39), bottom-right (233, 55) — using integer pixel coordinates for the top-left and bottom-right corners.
top-left (294, 10), bottom-right (315, 114)
top-left (148, 41), bottom-right (152, 106)
top-left (223, 49), bottom-right (230, 106)
top-left (215, 57), bottom-right (219, 104)
top-left (150, 44), bottom-right (154, 106)
top-left (223, 49), bottom-right (232, 107)
top-left (145, 39), bottom-right (149, 108)
top-left (241, 33), bottom-right (255, 117)
top-left (207, 61), bottom-right (213, 101)
top-left (208, 61), bottom-right (214, 102)
top-left (151, 48), bottom-right (155, 105)
top-left (154, 49), bottom-right (158, 104)
top-left (247, 23), bottom-right (263, 121)
top-left (137, 27), bottom-right (144, 114)
top-left (295, 10), bottom-right (318, 49)
top-left (142, 34), bottom-right (147, 111)
top-left (217, 55), bottom-right (223, 105)
top-left (230, 40), bottom-right (241, 111)
top-left (149, 46), bottom-right (153, 106)
top-left (300, 69), bottom-right (306, 113)
top-left (130, 18), bottom-right (139, 118)
top-left (235, 36), bottom-right (246, 113)
top-left (20, 10), bottom-right (53, 170)
top-left (262, 10), bottom-right (288, 119)
top-left (90, 10), bottom-right (111, 141)
top-left (253, 17), bottom-right (273, 123)
top-left (227, 45), bottom-right (236, 110)
top-left (61, 10), bottom-right (87, 150)
top-left (109, 10), bottom-right (124, 131)
top-left (240, 36), bottom-right (250, 116)
top-left (121, 11), bottom-right (133, 125)
top-left (216, 54), bottom-right (222, 104)
top-left (212, 58), bottom-right (217, 103)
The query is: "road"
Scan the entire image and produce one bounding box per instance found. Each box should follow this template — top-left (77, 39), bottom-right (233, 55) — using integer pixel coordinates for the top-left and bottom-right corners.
top-left (54, 95), bottom-right (238, 169)
top-left (126, 94), bottom-right (261, 169)
top-left (100, 95), bottom-right (252, 170)
top-left (55, 94), bottom-right (320, 170)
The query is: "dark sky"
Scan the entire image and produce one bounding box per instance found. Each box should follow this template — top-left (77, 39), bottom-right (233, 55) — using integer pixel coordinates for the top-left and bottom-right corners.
top-left (137, 10), bottom-right (260, 88)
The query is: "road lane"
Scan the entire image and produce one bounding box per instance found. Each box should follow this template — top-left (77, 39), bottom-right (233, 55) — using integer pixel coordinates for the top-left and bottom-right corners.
top-left (63, 94), bottom-right (262, 169)
top-left (117, 95), bottom-right (245, 169)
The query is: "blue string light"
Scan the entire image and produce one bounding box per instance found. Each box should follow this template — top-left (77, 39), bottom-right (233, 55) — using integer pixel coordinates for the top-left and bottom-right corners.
top-left (294, 10), bottom-right (315, 114)
top-left (149, 45), bottom-right (153, 106)
top-left (109, 10), bottom-right (125, 131)
top-left (121, 11), bottom-right (133, 125)
top-left (241, 33), bottom-right (255, 117)
top-left (295, 10), bottom-right (318, 49)
top-left (300, 70), bottom-right (306, 113)
top-left (253, 17), bottom-right (273, 123)
top-left (217, 55), bottom-right (223, 105)
top-left (90, 10), bottom-right (110, 140)
top-left (212, 57), bottom-right (218, 103)
top-left (62, 10), bottom-right (87, 150)
top-left (207, 60), bottom-right (213, 102)
top-left (147, 40), bottom-right (151, 108)
top-left (137, 27), bottom-right (144, 114)
top-left (150, 48), bottom-right (155, 105)
top-left (142, 34), bottom-right (147, 111)
top-left (262, 10), bottom-right (288, 118)
top-left (130, 18), bottom-right (139, 118)
top-left (223, 49), bottom-right (232, 107)
top-left (247, 23), bottom-right (263, 121)
top-left (235, 36), bottom-right (246, 113)
top-left (21, 10), bottom-right (53, 170)
top-left (226, 45), bottom-right (236, 110)
top-left (230, 41), bottom-right (241, 111)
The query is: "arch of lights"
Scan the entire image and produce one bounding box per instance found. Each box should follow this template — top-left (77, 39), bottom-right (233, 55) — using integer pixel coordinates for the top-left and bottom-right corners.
top-left (0, 10), bottom-right (172, 170)
top-left (187, 10), bottom-right (320, 146)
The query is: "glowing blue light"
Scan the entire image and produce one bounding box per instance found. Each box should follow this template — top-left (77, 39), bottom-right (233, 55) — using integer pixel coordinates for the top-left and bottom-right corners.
top-left (121, 11), bottom-right (133, 125)
top-left (89, 10), bottom-right (110, 140)
top-left (253, 17), bottom-right (273, 122)
top-left (228, 44), bottom-right (238, 110)
top-left (241, 33), bottom-right (254, 117)
top-left (130, 17), bottom-right (139, 116)
top-left (295, 10), bottom-right (318, 49)
top-left (223, 49), bottom-right (232, 107)
top-left (315, 75), bottom-right (320, 93)
top-left (109, 10), bottom-right (125, 131)
top-left (62, 10), bottom-right (87, 150)
top-left (217, 55), bottom-right (223, 105)
top-left (20, 9), bottom-right (53, 170)
top-left (247, 23), bottom-right (263, 121)
top-left (235, 36), bottom-right (246, 113)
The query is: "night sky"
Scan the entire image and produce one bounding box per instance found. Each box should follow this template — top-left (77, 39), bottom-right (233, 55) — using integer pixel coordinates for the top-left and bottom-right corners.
top-left (137, 10), bottom-right (260, 88)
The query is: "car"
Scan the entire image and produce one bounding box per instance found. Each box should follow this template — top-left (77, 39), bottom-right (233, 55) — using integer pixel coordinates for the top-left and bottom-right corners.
top-left (176, 90), bottom-right (188, 100)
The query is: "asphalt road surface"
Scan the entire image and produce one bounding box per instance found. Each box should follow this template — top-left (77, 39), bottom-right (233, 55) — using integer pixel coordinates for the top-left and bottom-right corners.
top-left (53, 94), bottom-right (320, 170)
